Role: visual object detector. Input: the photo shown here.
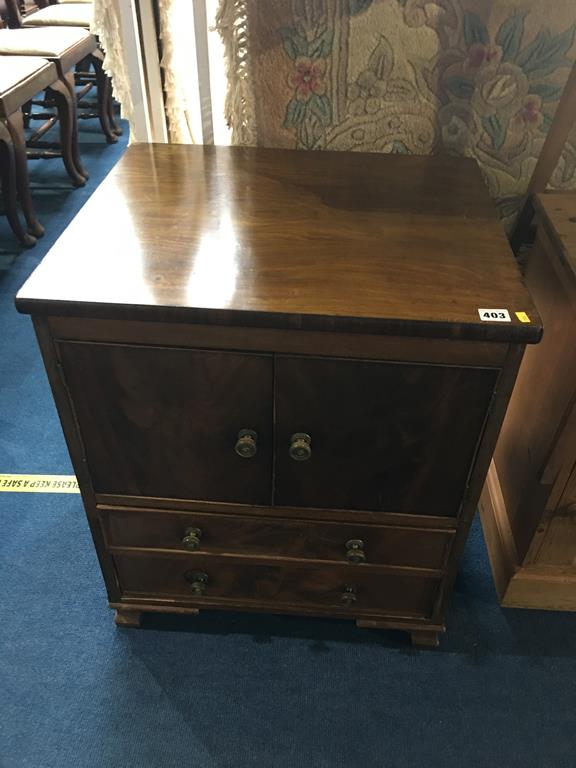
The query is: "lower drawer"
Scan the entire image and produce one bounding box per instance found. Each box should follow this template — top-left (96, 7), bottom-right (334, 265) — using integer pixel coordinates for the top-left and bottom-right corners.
top-left (113, 552), bottom-right (440, 619)
top-left (103, 508), bottom-right (452, 571)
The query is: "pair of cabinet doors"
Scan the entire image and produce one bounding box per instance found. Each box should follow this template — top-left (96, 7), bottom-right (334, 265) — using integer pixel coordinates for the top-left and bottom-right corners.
top-left (59, 342), bottom-right (497, 517)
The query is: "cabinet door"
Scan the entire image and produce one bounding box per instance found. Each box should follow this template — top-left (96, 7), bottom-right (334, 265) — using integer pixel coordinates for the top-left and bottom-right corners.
top-left (59, 342), bottom-right (273, 504)
top-left (274, 356), bottom-right (497, 516)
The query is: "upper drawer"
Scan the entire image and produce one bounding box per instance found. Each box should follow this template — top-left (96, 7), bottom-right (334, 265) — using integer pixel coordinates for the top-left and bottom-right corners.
top-left (102, 507), bottom-right (453, 572)
top-left (58, 342), bottom-right (273, 505)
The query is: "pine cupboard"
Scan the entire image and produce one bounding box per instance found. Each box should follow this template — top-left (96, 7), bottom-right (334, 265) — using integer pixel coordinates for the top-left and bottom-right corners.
top-left (480, 193), bottom-right (576, 610)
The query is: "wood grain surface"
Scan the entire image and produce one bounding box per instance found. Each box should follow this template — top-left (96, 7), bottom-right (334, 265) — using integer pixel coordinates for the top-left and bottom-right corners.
top-left (274, 355), bottom-right (498, 515)
top-left (534, 193), bottom-right (576, 286)
top-left (102, 506), bottom-right (453, 572)
top-left (113, 551), bottom-right (440, 619)
top-left (16, 144), bottom-right (540, 342)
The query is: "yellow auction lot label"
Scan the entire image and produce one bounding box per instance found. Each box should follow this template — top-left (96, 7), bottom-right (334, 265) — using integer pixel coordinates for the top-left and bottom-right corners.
top-left (0, 474), bottom-right (80, 493)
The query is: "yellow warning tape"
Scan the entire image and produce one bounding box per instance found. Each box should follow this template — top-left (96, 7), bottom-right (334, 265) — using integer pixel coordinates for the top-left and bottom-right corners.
top-left (0, 474), bottom-right (80, 493)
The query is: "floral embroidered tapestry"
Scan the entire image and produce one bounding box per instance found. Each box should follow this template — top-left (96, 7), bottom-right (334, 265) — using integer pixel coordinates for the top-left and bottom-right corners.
top-left (216, 0), bottom-right (576, 230)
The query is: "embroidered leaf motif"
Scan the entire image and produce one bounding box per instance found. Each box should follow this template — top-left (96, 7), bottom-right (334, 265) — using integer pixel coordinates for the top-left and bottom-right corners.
top-left (496, 12), bottom-right (526, 62)
top-left (529, 82), bottom-right (564, 102)
top-left (309, 28), bottom-right (333, 59)
top-left (309, 94), bottom-right (332, 126)
top-left (445, 76), bottom-right (475, 100)
top-left (517, 25), bottom-right (576, 79)
top-left (283, 97), bottom-right (307, 128)
top-left (368, 35), bottom-right (394, 80)
top-left (482, 114), bottom-right (507, 150)
top-left (464, 12), bottom-right (490, 47)
top-left (348, 0), bottom-right (374, 16)
top-left (279, 28), bottom-right (308, 60)
top-left (391, 141), bottom-right (410, 154)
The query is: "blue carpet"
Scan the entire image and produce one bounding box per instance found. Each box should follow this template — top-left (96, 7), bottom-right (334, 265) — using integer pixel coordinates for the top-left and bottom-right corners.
top-left (1, 123), bottom-right (576, 767)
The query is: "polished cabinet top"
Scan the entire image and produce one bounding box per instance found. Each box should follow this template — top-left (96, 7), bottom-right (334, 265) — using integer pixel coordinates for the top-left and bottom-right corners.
top-left (16, 143), bottom-right (540, 342)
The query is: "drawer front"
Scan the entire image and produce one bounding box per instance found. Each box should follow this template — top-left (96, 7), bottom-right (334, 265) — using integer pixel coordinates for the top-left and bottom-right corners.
top-left (59, 342), bottom-right (273, 504)
top-left (104, 508), bottom-right (452, 571)
top-left (114, 553), bottom-right (439, 618)
top-left (274, 355), bottom-right (498, 515)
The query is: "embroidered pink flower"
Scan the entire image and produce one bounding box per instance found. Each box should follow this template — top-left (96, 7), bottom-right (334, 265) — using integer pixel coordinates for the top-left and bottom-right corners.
top-left (515, 94), bottom-right (544, 130)
top-left (288, 57), bottom-right (326, 101)
top-left (468, 43), bottom-right (502, 68)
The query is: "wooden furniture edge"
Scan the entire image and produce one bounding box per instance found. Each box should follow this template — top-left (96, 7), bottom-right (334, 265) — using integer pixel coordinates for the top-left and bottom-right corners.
top-left (503, 568), bottom-right (576, 611)
top-left (109, 600), bottom-right (443, 645)
top-left (532, 194), bottom-right (576, 295)
top-left (32, 316), bottom-right (121, 602)
top-left (96, 498), bottom-right (459, 530)
top-left (46, 317), bottom-right (511, 367)
top-left (432, 344), bottom-right (525, 621)
top-left (13, 300), bottom-right (542, 344)
top-left (480, 462), bottom-right (576, 611)
top-left (478, 460), bottom-right (519, 601)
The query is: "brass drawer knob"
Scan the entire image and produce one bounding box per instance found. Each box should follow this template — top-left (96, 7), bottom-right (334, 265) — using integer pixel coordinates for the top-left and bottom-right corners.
top-left (341, 585), bottom-right (357, 606)
top-left (289, 432), bottom-right (312, 461)
top-left (185, 571), bottom-right (208, 595)
top-left (182, 527), bottom-right (202, 551)
top-left (345, 539), bottom-right (366, 564)
top-left (235, 429), bottom-right (258, 458)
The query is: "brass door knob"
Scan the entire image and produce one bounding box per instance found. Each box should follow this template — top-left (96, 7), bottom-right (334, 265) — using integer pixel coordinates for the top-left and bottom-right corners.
top-left (341, 585), bottom-right (357, 606)
top-left (345, 539), bottom-right (366, 564)
top-left (185, 571), bottom-right (208, 595)
top-left (289, 432), bottom-right (312, 461)
top-left (235, 429), bottom-right (258, 458)
top-left (182, 527), bottom-right (202, 551)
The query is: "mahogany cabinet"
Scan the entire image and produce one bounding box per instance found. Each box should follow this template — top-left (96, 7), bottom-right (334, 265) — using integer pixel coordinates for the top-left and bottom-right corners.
top-left (16, 144), bottom-right (540, 646)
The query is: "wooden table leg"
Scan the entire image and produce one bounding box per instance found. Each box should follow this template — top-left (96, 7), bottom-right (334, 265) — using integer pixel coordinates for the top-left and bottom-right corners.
top-left (6, 109), bottom-right (44, 239)
top-left (114, 608), bottom-right (142, 628)
top-left (0, 120), bottom-right (36, 248)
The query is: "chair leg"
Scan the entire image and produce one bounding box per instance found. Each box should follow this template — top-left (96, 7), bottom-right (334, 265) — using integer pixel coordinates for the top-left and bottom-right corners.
top-left (22, 99), bottom-right (33, 129)
top-left (63, 70), bottom-right (90, 181)
top-left (6, 110), bottom-right (44, 239)
top-left (46, 76), bottom-right (87, 187)
top-left (92, 52), bottom-right (118, 144)
top-left (107, 87), bottom-right (122, 136)
top-left (0, 120), bottom-right (36, 248)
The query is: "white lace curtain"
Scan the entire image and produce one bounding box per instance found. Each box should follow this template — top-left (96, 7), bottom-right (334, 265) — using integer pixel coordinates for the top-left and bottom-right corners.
top-left (91, 0), bottom-right (228, 144)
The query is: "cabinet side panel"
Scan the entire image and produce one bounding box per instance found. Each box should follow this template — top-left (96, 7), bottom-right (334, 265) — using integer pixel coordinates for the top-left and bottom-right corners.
top-left (32, 317), bottom-right (121, 602)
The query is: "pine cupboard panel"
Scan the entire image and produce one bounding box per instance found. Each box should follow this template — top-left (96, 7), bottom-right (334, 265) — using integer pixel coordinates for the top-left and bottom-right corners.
top-left (481, 193), bottom-right (576, 610)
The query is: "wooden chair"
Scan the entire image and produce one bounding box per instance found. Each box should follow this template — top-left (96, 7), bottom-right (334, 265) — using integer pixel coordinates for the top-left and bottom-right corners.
top-left (0, 55), bottom-right (64, 245)
top-left (13, 0), bottom-right (119, 143)
top-left (0, 23), bottom-right (97, 185)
